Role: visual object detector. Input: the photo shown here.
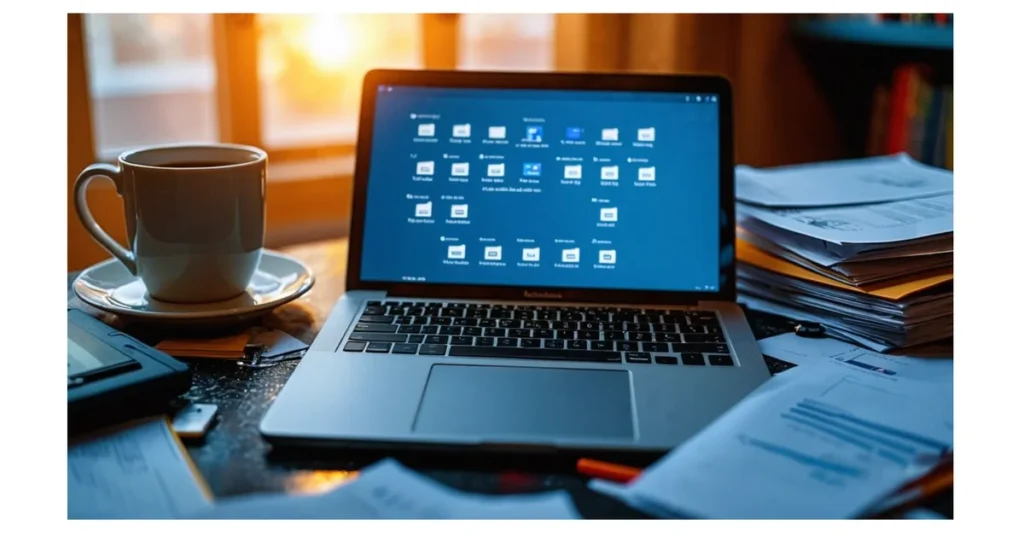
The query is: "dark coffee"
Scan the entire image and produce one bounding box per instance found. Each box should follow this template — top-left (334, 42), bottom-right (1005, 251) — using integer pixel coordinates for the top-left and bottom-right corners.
top-left (160, 161), bottom-right (239, 168)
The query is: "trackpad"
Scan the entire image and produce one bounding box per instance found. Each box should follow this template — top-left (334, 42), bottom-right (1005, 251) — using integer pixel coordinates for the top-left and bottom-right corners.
top-left (413, 365), bottom-right (635, 441)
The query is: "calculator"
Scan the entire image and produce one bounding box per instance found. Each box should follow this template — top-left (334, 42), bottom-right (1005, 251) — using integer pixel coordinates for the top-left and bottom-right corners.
top-left (68, 309), bottom-right (191, 434)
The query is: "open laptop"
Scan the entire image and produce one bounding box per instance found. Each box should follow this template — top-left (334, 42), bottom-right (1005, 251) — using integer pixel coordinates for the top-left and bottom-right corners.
top-left (260, 69), bottom-right (771, 453)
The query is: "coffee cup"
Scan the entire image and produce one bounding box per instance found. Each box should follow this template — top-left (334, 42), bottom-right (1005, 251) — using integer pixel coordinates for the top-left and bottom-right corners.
top-left (74, 143), bottom-right (267, 303)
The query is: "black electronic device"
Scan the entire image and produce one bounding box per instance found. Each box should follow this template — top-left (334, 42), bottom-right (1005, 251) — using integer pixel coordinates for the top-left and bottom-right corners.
top-left (68, 308), bottom-right (191, 434)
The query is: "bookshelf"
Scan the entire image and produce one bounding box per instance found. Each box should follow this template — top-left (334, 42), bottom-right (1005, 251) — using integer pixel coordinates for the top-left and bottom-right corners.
top-left (791, 15), bottom-right (953, 170)
top-left (793, 19), bottom-right (953, 50)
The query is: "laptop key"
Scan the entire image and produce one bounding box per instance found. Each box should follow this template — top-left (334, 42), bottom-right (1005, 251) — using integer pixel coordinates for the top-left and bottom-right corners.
top-left (568, 340), bottom-right (588, 350)
top-left (408, 335), bottom-right (425, 344)
top-left (626, 352), bottom-right (652, 364)
top-left (392, 343), bottom-right (418, 354)
top-left (355, 323), bottom-right (398, 333)
top-left (366, 342), bottom-right (392, 353)
top-left (655, 355), bottom-right (679, 365)
top-left (420, 325), bottom-right (440, 334)
top-left (397, 325), bottom-right (421, 334)
top-left (673, 343), bottom-right (729, 354)
top-left (543, 339), bottom-right (565, 349)
top-left (509, 328), bottom-right (531, 338)
top-left (463, 327), bottom-right (483, 336)
top-left (425, 335), bottom-right (449, 344)
top-left (359, 314), bottom-right (394, 324)
top-left (348, 333), bottom-right (407, 343)
top-left (418, 344), bottom-right (448, 356)
top-left (484, 328), bottom-right (505, 337)
top-left (343, 342), bottom-right (366, 352)
top-left (616, 341), bottom-right (639, 352)
top-left (655, 333), bottom-right (682, 343)
top-left (680, 353), bottom-right (706, 366)
top-left (363, 306), bottom-right (387, 315)
top-left (591, 340), bottom-right (614, 351)
top-left (628, 332), bottom-right (654, 342)
top-left (521, 338), bottom-right (542, 348)
top-left (451, 336), bottom-right (474, 346)
top-left (497, 337), bottom-right (518, 347)
top-left (686, 334), bottom-right (726, 344)
top-left (475, 337), bottom-right (496, 346)
top-left (709, 354), bottom-right (734, 366)
top-left (440, 326), bottom-right (462, 335)
top-left (642, 342), bottom-right (669, 352)
top-left (448, 346), bottom-right (621, 363)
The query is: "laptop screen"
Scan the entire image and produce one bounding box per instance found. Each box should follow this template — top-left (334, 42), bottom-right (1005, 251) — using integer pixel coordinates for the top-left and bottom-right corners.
top-left (359, 84), bottom-right (722, 293)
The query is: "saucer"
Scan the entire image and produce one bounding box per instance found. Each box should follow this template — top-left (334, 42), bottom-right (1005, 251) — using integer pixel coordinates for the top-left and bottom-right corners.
top-left (73, 250), bottom-right (315, 324)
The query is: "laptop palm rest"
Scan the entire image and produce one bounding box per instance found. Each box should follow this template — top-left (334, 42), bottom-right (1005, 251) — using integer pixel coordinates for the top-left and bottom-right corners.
top-left (412, 364), bottom-right (635, 442)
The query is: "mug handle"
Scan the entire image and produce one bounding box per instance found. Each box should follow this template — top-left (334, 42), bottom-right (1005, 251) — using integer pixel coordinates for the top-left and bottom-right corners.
top-left (74, 163), bottom-right (137, 275)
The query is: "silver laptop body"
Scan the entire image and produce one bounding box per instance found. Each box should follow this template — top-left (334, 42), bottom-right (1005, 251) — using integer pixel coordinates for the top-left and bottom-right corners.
top-left (261, 69), bottom-right (771, 454)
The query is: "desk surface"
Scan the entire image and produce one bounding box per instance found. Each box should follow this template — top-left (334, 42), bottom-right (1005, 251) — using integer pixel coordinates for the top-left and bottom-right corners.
top-left (67, 238), bottom-right (951, 518)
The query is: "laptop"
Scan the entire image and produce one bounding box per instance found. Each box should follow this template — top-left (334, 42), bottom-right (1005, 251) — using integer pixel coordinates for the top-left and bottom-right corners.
top-left (260, 69), bottom-right (771, 453)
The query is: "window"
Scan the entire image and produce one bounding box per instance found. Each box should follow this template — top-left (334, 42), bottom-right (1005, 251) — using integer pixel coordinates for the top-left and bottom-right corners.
top-left (81, 14), bottom-right (557, 161)
top-left (458, 14), bottom-right (555, 70)
top-left (83, 14), bottom-right (218, 155)
top-left (258, 14), bottom-right (422, 148)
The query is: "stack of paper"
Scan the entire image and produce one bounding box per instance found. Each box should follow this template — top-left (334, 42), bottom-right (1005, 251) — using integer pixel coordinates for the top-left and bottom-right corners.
top-left (735, 153), bottom-right (953, 351)
top-left (590, 353), bottom-right (953, 519)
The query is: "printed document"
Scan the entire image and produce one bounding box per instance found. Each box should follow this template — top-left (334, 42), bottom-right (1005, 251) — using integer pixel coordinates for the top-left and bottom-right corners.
top-left (758, 333), bottom-right (952, 383)
top-left (614, 359), bottom-right (953, 519)
top-left (68, 418), bottom-right (211, 519)
top-left (741, 194), bottom-right (952, 245)
top-left (197, 458), bottom-right (580, 519)
top-left (736, 153), bottom-right (953, 208)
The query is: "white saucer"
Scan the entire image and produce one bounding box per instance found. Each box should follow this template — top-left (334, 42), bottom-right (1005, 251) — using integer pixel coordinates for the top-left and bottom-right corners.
top-left (73, 249), bottom-right (315, 323)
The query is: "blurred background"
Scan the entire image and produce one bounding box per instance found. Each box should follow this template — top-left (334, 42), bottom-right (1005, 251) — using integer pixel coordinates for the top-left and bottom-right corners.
top-left (68, 13), bottom-right (953, 270)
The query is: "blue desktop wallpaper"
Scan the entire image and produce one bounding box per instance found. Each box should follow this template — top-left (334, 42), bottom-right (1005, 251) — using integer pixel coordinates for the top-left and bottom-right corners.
top-left (359, 85), bottom-right (721, 293)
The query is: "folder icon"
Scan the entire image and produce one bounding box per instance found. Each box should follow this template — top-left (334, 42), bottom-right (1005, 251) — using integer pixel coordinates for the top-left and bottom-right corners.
top-left (484, 245), bottom-right (502, 260)
top-left (601, 128), bottom-right (619, 141)
top-left (638, 166), bottom-right (656, 181)
top-left (488, 126), bottom-right (506, 139)
top-left (522, 247), bottom-right (540, 262)
top-left (600, 207), bottom-right (618, 222)
top-left (416, 161), bottom-right (435, 175)
top-left (448, 244), bottom-right (466, 260)
top-left (453, 123), bottom-right (471, 137)
top-left (601, 166), bottom-right (619, 180)
top-left (564, 165), bottom-right (582, 179)
top-left (637, 127), bottom-right (656, 142)
top-left (414, 201), bottom-right (432, 218)
top-left (451, 162), bottom-right (469, 176)
top-left (562, 248), bottom-right (580, 263)
top-left (487, 163), bottom-right (505, 177)
top-left (418, 123), bottom-right (435, 137)
top-left (598, 250), bottom-right (617, 264)
top-left (451, 204), bottom-right (469, 219)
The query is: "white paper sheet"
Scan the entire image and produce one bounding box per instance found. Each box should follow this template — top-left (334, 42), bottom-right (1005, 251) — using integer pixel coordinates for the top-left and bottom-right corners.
top-left (758, 333), bottom-right (953, 383)
top-left (68, 418), bottom-right (211, 519)
top-left (736, 153), bottom-right (953, 208)
top-left (195, 458), bottom-right (580, 519)
top-left (617, 359), bottom-right (953, 519)
top-left (741, 194), bottom-right (953, 245)
top-left (250, 329), bottom-right (308, 358)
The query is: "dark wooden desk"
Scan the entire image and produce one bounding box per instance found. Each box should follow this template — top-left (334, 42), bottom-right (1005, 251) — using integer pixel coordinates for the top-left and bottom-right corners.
top-left (68, 238), bottom-right (950, 518)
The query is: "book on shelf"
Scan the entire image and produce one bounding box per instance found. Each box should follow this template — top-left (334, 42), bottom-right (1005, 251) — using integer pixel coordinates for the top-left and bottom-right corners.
top-left (805, 14), bottom-right (953, 26)
top-left (867, 64), bottom-right (952, 170)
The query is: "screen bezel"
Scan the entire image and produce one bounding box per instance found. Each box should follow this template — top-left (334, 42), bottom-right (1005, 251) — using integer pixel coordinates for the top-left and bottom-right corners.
top-left (347, 69), bottom-right (736, 305)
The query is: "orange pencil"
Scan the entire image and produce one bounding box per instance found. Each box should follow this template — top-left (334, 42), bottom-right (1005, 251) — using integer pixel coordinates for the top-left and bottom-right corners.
top-left (577, 458), bottom-right (643, 483)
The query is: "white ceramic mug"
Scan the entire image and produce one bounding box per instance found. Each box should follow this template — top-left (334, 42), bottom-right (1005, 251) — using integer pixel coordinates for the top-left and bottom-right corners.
top-left (74, 144), bottom-right (268, 303)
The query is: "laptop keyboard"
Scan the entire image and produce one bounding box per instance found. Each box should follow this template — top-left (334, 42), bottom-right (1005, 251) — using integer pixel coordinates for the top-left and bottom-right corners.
top-left (341, 301), bottom-right (734, 367)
